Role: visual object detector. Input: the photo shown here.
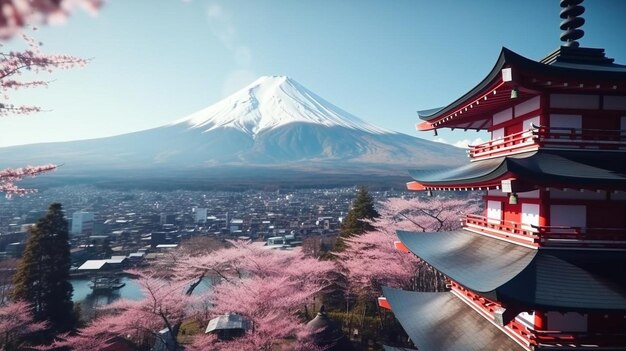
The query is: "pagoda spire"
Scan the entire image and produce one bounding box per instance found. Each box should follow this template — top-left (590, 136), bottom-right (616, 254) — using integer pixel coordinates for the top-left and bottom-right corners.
top-left (560, 0), bottom-right (585, 47)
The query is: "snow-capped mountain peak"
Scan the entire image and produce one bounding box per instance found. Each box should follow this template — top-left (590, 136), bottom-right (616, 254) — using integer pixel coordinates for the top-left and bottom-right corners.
top-left (173, 75), bottom-right (394, 136)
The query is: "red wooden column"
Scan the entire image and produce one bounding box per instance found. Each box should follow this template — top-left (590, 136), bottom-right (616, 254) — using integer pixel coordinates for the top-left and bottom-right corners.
top-left (538, 189), bottom-right (550, 244)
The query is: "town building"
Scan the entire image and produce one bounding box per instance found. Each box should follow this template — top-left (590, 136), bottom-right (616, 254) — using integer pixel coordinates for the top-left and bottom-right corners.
top-left (194, 207), bottom-right (208, 223)
top-left (71, 211), bottom-right (95, 236)
top-left (382, 1), bottom-right (626, 350)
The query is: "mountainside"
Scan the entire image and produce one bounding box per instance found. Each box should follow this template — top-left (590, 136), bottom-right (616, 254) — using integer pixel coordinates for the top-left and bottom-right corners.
top-left (0, 76), bottom-right (465, 186)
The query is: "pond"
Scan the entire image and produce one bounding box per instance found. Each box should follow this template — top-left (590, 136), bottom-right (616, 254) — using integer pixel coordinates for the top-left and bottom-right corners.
top-left (71, 276), bottom-right (212, 319)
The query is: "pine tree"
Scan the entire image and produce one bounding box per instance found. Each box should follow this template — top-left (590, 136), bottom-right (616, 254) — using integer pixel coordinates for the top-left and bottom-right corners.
top-left (333, 186), bottom-right (379, 252)
top-left (11, 203), bottom-right (75, 332)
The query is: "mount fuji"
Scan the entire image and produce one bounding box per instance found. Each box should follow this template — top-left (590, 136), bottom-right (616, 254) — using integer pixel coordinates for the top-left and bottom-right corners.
top-left (0, 76), bottom-right (465, 188)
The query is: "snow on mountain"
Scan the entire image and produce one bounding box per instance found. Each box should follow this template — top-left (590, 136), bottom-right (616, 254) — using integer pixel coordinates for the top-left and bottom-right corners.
top-left (173, 75), bottom-right (393, 136)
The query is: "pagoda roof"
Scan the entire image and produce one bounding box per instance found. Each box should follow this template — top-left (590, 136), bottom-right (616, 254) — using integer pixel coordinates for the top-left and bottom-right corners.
top-left (396, 230), bottom-right (626, 311)
top-left (407, 149), bottom-right (626, 191)
top-left (382, 287), bottom-right (525, 351)
top-left (417, 47), bottom-right (626, 131)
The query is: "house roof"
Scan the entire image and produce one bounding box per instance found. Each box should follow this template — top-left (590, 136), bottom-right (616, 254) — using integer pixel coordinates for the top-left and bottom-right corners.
top-left (77, 260), bottom-right (108, 270)
top-left (205, 313), bottom-right (251, 334)
top-left (382, 287), bottom-right (525, 351)
top-left (408, 150), bottom-right (626, 191)
top-left (396, 230), bottom-right (626, 311)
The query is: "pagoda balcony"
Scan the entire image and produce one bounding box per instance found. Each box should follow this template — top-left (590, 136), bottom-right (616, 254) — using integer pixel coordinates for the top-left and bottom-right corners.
top-left (451, 281), bottom-right (626, 350)
top-left (468, 126), bottom-right (626, 161)
top-left (463, 214), bottom-right (626, 248)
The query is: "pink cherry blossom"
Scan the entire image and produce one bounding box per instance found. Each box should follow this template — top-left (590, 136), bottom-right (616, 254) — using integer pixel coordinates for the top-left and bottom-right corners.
top-left (0, 163), bottom-right (56, 197)
top-left (0, 32), bottom-right (87, 197)
top-left (339, 196), bottom-right (480, 299)
top-left (0, 300), bottom-right (47, 349)
top-left (0, 0), bottom-right (102, 39)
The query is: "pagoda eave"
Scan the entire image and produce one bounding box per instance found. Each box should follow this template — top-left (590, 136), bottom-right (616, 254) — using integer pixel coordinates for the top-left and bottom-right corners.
top-left (407, 150), bottom-right (626, 193)
top-left (418, 47), bottom-right (626, 129)
top-left (382, 287), bottom-right (528, 351)
top-left (396, 230), bottom-right (626, 311)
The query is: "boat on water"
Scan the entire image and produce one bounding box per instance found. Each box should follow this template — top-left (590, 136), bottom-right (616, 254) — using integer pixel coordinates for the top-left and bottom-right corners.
top-left (88, 276), bottom-right (126, 292)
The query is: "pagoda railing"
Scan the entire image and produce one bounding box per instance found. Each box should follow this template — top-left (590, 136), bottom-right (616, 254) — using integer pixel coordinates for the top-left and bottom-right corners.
top-left (463, 214), bottom-right (540, 245)
top-left (468, 129), bottom-right (536, 160)
top-left (452, 281), bottom-right (626, 349)
top-left (533, 225), bottom-right (626, 247)
top-left (534, 330), bottom-right (626, 349)
top-left (468, 125), bottom-right (626, 161)
top-left (463, 214), bottom-right (626, 247)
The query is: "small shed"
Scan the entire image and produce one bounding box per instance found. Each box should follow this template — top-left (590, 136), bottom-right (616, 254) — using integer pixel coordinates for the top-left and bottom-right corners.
top-left (307, 306), bottom-right (354, 351)
top-left (205, 313), bottom-right (251, 340)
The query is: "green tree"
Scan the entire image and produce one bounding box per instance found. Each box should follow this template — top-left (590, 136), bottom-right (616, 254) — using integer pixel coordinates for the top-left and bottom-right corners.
top-left (11, 203), bottom-right (76, 332)
top-left (333, 186), bottom-right (380, 252)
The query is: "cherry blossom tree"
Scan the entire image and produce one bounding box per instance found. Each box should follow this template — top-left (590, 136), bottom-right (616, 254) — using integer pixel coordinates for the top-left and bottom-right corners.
top-left (0, 0), bottom-right (102, 40)
top-left (0, 32), bottom-right (87, 197)
top-left (47, 270), bottom-right (193, 351)
top-left (182, 241), bottom-right (336, 351)
top-left (335, 195), bottom-right (480, 342)
top-left (0, 0), bottom-right (97, 198)
top-left (340, 195), bottom-right (481, 299)
top-left (188, 276), bottom-right (327, 351)
top-left (0, 300), bottom-right (47, 350)
top-left (54, 241), bottom-right (336, 350)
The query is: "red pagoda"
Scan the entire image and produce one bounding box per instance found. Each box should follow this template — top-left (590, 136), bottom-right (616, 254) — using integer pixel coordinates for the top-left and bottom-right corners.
top-left (381, 1), bottom-right (626, 350)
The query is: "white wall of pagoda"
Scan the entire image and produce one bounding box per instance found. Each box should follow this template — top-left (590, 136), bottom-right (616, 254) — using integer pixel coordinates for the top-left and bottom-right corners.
top-left (483, 93), bottom-right (626, 148)
top-left (485, 189), bottom-right (626, 230)
top-left (490, 96), bottom-right (541, 140)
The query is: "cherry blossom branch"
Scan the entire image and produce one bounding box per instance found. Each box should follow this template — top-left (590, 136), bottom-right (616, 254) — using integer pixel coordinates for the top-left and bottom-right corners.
top-left (0, 164), bottom-right (57, 198)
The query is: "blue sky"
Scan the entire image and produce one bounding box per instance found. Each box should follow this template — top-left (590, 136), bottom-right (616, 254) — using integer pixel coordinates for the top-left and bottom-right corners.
top-left (1, 0), bottom-right (625, 148)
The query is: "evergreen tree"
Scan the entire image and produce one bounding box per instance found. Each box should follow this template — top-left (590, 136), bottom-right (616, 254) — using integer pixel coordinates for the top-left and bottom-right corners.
top-left (11, 203), bottom-right (75, 332)
top-left (333, 186), bottom-right (379, 252)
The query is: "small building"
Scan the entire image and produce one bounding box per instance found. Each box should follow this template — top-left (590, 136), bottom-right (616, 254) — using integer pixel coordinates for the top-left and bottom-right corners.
top-left (150, 232), bottom-right (168, 247)
top-left (194, 207), bottom-right (208, 223)
top-left (153, 328), bottom-right (175, 351)
top-left (127, 252), bottom-right (146, 261)
top-left (306, 306), bottom-right (353, 351)
top-left (205, 313), bottom-right (252, 340)
top-left (71, 211), bottom-right (95, 236)
top-left (229, 219), bottom-right (243, 233)
top-left (5, 242), bottom-right (24, 258)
